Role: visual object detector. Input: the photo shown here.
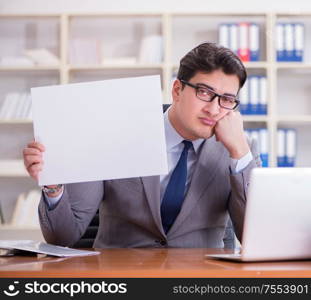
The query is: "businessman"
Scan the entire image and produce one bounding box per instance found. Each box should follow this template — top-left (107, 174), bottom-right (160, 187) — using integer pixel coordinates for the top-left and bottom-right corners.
top-left (23, 42), bottom-right (261, 248)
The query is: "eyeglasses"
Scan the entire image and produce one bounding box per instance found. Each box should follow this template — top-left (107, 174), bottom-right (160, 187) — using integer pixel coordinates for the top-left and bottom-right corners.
top-left (180, 79), bottom-right (240, 110)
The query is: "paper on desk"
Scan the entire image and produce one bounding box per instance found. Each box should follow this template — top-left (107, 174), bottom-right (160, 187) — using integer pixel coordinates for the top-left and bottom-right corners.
top-left (0, 240), bottom-right (99, 257)
top-left (31, 75), bottom-right (168, 185)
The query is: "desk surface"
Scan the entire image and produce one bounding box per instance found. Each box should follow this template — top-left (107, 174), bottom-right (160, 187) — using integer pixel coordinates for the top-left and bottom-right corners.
top-left (1, 248), bottom-right (311, 278)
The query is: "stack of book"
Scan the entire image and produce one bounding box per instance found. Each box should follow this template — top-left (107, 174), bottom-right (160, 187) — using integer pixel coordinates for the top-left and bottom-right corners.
top-left (0, 93), bottom-right (32, 120)
top-left (219, 22), bottom-right (260, 62)
top-left (276, 23), bottom-right (304, 62)
top-left (0, 48), bottom-right (59, 66)
top-left (277, 128), bottom-right (297, 167)
top-left (245, 128), bottom-right (269, 167)
top-left (239, 75), bottom-right (267, 115)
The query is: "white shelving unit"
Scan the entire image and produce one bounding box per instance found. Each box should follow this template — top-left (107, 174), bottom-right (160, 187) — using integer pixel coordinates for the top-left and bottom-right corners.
top-left (1, 12), bottom-right (311, 238)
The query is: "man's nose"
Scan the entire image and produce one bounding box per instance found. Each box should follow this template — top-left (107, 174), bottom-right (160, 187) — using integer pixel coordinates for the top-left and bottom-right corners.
top-left (202, 97), bottom-right (221, 115)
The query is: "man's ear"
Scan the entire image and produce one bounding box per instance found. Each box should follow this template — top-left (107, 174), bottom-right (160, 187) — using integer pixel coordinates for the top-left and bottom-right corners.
top-left (172, 79), bottom-right (182, 102)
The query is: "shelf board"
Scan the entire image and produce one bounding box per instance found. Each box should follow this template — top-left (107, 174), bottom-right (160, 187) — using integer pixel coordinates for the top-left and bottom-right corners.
top-left (0, 226), bottom-right (44, 241)
top-left (68, 64), bottom-right (164, 71)
top-left (0, 119), bottom-right (32, 124)
top-left (0, 65), bottom-right (60, 71)
top-left (0, 14), bottom-right (60, 18)
top-left (242, 115), bottom-right (268, 122)
top-left (276, 63), bottom-right (311, 69)
top-left (0, 160), bottom-right (28, 177)
top-left (277, 116), bottom-right (311, 123)
top-left (243, 62), bottom-right (268, 68)
top-left (0, 225), bottom-right (40, 230)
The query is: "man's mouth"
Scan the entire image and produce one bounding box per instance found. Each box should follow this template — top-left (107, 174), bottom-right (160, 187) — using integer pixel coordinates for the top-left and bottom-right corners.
top-left (199, 117), bottom-right (216, 126)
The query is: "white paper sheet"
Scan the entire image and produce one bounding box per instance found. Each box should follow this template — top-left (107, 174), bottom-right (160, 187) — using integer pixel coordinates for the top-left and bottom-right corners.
top-left (31, 75), bottom-right (168, 185)
top-left (0, 240), bottom-right (99, 257)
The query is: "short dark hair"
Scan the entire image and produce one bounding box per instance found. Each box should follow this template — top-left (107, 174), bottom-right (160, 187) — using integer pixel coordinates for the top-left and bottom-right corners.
top-left (177, 42), bottom-right (247, 89)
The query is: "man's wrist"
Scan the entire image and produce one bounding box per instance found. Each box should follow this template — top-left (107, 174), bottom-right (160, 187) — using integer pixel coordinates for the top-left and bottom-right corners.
top-left (42, 184), bottom-right (63, 197)
top-left (229, 144), bottom-right (250, 159)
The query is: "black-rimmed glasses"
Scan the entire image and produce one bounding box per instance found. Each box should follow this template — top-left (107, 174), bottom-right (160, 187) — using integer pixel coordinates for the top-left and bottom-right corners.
top-left (180, 79), bottom-right (240, 110)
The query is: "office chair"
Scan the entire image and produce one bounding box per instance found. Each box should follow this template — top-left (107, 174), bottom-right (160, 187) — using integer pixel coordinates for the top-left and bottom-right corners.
top-left (73, 103), bottom-right (236, 249)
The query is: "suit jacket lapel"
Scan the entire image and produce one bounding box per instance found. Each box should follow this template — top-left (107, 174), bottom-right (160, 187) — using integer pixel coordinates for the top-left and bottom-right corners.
top-left (141, 175), bottom-right (165, 236)
top-left (168, 136), bottom-right (227, 237)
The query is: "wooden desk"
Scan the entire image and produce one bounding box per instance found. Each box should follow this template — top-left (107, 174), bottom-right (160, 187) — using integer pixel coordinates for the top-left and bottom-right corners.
top-left (1, 248), bottom-right (311, 278)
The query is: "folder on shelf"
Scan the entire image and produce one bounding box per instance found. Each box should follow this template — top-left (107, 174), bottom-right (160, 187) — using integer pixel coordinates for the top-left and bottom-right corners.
top-left (259, 128), bottom-right (268, 167)
top-left (276, 23), bottom-right (285, 62)
top-left (238, 22), bottom-right (250, 62)
top-left (258, 76), bottom-right (267, 115)
top-left (294, 23), bottom-right (304, 62)
top-left (277, 129), bottom-right (286, 167)
top-left (238, 78), bottom-right (249, 115)
top-left (219, 23), bottom-right (230, 48)
top-left (284, 23), bottom-right (294, 61)
top-left (246, 128), bottom-right (269, 167)
top-left (249, 76), bottom-right (259, 114)
top-left (286, 129), bottom-right (297, 167)
top-left (229, 24), bottom-right (238, 55)
top-left (249, 129), bottom-right (260, 149)
top-left (249, 23), bottom-right (260, 61)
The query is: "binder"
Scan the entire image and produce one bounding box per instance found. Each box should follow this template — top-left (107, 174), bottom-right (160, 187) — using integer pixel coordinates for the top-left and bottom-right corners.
top-left (219, 23), bottom-right (230, 48)
top-left (249, 23), bottom-right (260, 61)
top-left (238, 22), bottom-right (250, 61)
top-left (238, 79), bottom-right (249, 115)
top-left (294, 23), bottom-right (304, 62)
top-left (277, 129), bottom-right (286, 167)
top-left (286, 129), bottom-right (296, 167)
top-left (258, 76), bottom-right (267, 115)
top-left (249, 129), bottom-right (260, 147)
top-left (249, 76), bottom-right (259, 114)
top-left (229, 23), bottom-right (238, 55)
top-left (259, 128), bottom-right (268, 167)
top-left (276, 23), bottom-right (285, 62)
top-left (249, 129), bottom-right (260, 153)
top-left (284, 23), bottom-right (294, 61)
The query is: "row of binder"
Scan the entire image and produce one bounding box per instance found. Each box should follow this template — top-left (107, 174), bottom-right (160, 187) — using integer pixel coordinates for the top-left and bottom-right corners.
top-left (277, 128), bottom-right (296, 167)
top-left (0, 93), bottom-right (32, 120)
top-left (276, 23), bottom-right (304, 62)
top-left (245, 128), bottom-right (268, 167)
top-left (245, 128), bottom-right (297, 167)
top-left (219, 22), bottom-right (260, 62)
top-left (239, 76), bottom-right (267, 115)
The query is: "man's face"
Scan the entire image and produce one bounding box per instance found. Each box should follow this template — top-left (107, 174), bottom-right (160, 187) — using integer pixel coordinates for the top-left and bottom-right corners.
top-left (170, 69), bottom-right (240, 140)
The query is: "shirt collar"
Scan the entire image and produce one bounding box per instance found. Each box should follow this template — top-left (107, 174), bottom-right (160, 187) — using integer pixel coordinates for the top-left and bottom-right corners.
top-left (164, 107), bottom-right (205, 154)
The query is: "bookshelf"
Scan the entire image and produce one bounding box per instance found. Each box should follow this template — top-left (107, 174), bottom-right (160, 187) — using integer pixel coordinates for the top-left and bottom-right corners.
top-left (0, 12), bottom-right (311, 237)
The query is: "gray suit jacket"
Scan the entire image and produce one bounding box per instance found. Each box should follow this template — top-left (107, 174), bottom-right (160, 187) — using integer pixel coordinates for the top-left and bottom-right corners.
top-left (39, 136), bottom-right (261, 248)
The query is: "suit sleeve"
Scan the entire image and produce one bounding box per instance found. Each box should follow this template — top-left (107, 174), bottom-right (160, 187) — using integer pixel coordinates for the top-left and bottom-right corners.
top-left (38, 181), bottom-right (104, 247)
top-left (228, 138), bottom-right (262, 242)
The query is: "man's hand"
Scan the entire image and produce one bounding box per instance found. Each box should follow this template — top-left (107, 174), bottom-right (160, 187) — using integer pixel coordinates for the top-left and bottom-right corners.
top-left (23, 141), bottom-right (45, 182)
top-left (23, 141), bottom-right (63, 197)
top-left (214, 111), bottom-right (250, 159)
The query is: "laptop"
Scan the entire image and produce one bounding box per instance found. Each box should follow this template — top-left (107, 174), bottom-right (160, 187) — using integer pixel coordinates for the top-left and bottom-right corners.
top-left (207, 168), bottom-right (311, 262)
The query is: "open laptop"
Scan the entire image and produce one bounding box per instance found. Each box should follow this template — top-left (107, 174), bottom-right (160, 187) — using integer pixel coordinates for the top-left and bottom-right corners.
top-left (207, 168), bottom-right (311, 262)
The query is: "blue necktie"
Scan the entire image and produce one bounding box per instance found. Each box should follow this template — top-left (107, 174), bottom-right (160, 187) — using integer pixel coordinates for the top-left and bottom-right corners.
top-left (161, 140), bottom-right (193, 234)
